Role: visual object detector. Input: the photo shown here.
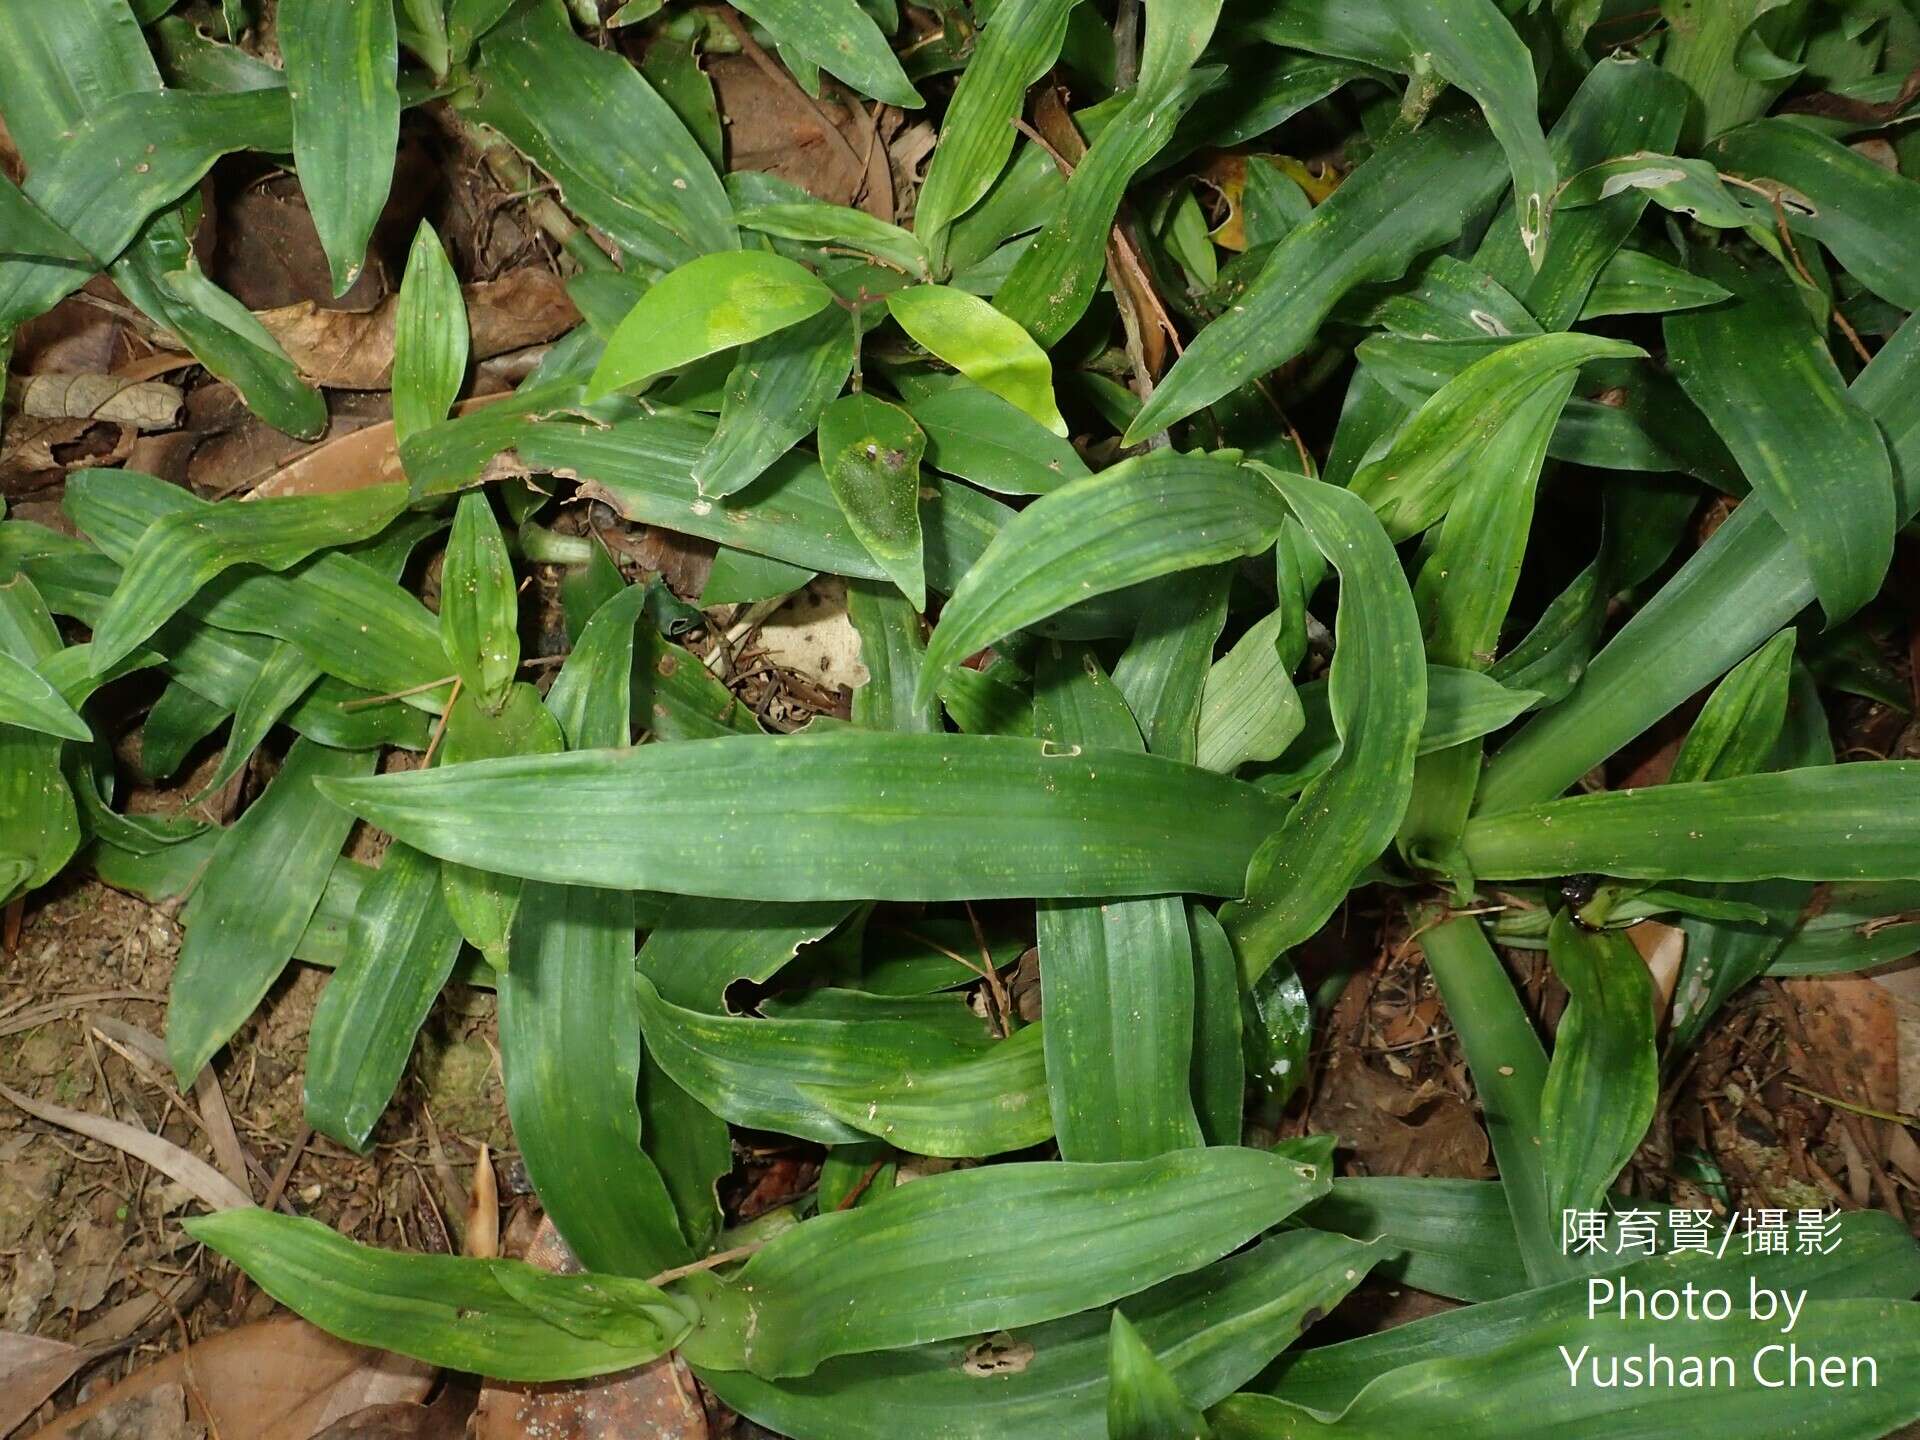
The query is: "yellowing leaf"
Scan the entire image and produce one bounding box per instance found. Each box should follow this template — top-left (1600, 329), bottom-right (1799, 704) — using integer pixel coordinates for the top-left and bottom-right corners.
top-left (588, 251), bottom-right (836, 399)
top-left (887, 285), bottom-right (1068, 437)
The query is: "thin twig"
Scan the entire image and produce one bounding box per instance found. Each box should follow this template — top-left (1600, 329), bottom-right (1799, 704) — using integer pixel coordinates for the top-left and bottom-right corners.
top-left (645, 1241), bottom-right (766, 1287)
top-left (340, 674), bottom-right (459, 709)
top-left (962, 902), bottom-right (1016, 1037)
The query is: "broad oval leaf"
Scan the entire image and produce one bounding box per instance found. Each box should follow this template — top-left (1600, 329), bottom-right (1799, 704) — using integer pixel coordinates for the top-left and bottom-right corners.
top-left (886, 284), bottom-right (1067, 436)
top-left (817, 392), bottom-right (928, 610)
top-left (590, 251), bottom-right (837, 399)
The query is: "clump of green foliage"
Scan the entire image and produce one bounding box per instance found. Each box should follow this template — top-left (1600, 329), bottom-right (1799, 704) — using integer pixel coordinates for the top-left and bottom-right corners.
top-left (4, 0), bottom-right (1920, 1433)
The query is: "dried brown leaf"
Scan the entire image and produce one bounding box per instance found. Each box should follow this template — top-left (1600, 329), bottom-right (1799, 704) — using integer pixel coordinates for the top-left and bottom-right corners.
top-left (31, 1317), bottom-right (432, 1440)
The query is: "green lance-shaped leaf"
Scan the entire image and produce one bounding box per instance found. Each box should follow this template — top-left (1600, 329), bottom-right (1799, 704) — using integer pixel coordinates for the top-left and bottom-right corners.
top-left (906, 380), bottom-right (1090, 495)
top-left (0, 170), bottom-right (92, 265)
top-left (1658, 0), bottom-right (1808, 149)
top-left (1222, 471), bottom-right (1424, 984)
top-left (88, 484), bottom-right (407, 675)
top-left (919, 452), bottom-right (1290, 707)
top-left (0, 576), bottom-right (79, 905)
top-left (167, 738), bottom-right (376, 1084)
top-left (736, 202), bottom-right (931, 279)
top-left (729, 0), bottom-right (920, 107)
top-left (1034, 642), bottom-right (1202, 1161)
top-left (392, 223), bottom-right (469, 445)
top-left (1465, 761), bottom-right (1920, 883)
top-left (1554, 152), bottom-right (1757, 228)
top-left (1398, 372), bottom-right (1572, 874)
top-left (636, 974), bottom-right (978, 1144)
top-left (693, 305), bottom-right (856, 500)
top-left (185, 1209), bottom-right (695, 1382)
top-left (684, 1146), bottom-right (1331, 1379)
top-left (439, 492), bottom-right (519, 713)
top-left (638, 894), bottom-right (853, 1012)
top-left (1414, 912), bottom-right (1561, 1287)
top-left (1668, 628), bottom-right (1795, 787)
top-left (110, 209), bottom-right (327, 440)
top-left (913, 0), bottom-right (1082, 271)
top-left (1472, 53), bottom-right (1689, 332)
top-left (995, 0), bottom-right (1225, 342)
top-left (0, 88), bottom-right (293, 332)
top-left (317, 731), bottom-right (1285, 901)
top-left (1539, 912), bottom-right (1656, 1219)
top-left (887, 284), bottom-right (1067, 435)
top-left (1380, 0), bottom-right (1555, 267)
top-left (504, 886), bottom-right (689, 1275)
top-left (1302, 1178), bottom-right (1532, 1304)
top-left (1478, 305), bottom-right (1920, 812)
top-left (303, 843), bottom-right (464, 1151)
top-left (1218, 1302), bottom-right (1920, 1437)
top-left (496, 593), bottom-right (692, 1277)
top-left (1665, 252), bottom-right (1894, 625)
top-left (0, 650), bottom-right (90, 741)
top-left (1269, 1212), bottom-right (1920, 1416)
top-left (1114, 566), bottom-right (1231, 766)
top-left (703, 1230), bottom-right (1377, 1440)
top-left (1187, 904), bottom-right (1244, 1147)
top-left (1664, 641), bottom-right (1810, 1053)
top-left (1578, 246), bottom-right (1730, 320)
top-left (589, 252), bottom-right (836, 399)
top-left (519, 411), bottom-right (883, 580)
top-left (847, 579), bottom-right (938, 733)
top-left (818, 392), bottom-right (928, 610)
top-left (1127, 114), bottom-right (1505, 442)
top-left (468, 0), bottom-right (735, 271)
top-left (1708, 117), bottom-right (1920, 312)
top-left (437, 685), bottom-right (566, 966)
top-left (1194, 608), bottom-right (1304, 775)
top-left (800, 1021), bottom-right (1054, 1157)
top-left (1108, 1311), bottom-right (1212, 1440)
top-left (279, 0), bottom-right (399, 297)
top-left (447, 0), bottom-right (518, 64)
top-left (1349, 333), bottom-right (1641, 540)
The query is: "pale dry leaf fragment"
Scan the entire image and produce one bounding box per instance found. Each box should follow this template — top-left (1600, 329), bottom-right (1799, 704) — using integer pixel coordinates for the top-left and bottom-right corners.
top-left (0, 1329), bottom-right (89, 1437)
top-left (0, 1081), bottom-right (252, 1213)
top-left (464, 1144), bottom-right (499, 1260)
top-left (89, 1016), bottom-right (254, 1203)
top-left (14, 374), bottom-right (184, 431)
top-left (250, 269), bottom-right (579, 390)
top-left (28, 1316), bottom-right (431, 1440)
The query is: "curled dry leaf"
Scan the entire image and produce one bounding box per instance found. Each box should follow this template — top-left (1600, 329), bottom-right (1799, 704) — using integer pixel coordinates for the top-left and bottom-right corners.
top-left (0, 1330), bottom-right (89, 1438)
top-left (29, 1316), bottom-right (433, 1440)
top-left (12, 374), bottom-right (184, 431)
top-left (250, 268), bottom-right (578, 390)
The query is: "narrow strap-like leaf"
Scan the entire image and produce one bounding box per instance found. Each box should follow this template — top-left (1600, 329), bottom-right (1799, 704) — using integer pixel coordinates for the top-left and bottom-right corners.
top-left (280, 0), bottom-right (400, 296)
